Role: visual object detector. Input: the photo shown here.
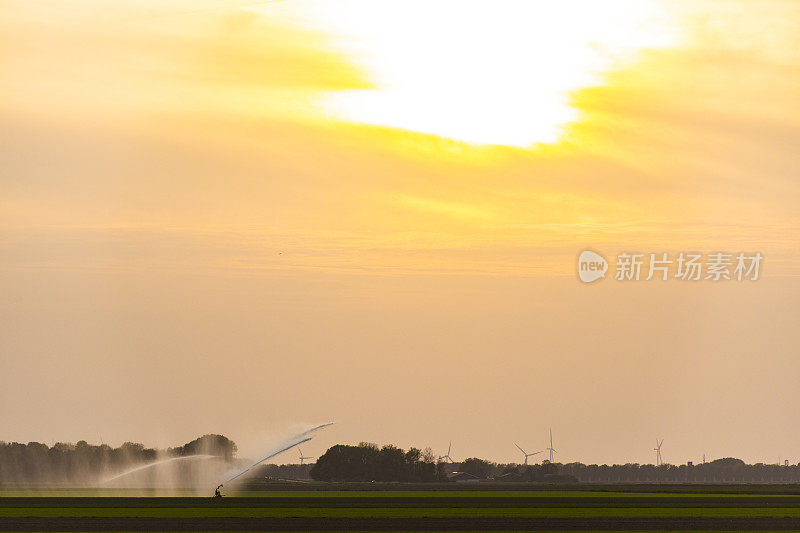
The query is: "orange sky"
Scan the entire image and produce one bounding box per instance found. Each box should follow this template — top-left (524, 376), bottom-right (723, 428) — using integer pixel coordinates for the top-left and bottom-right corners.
top-left (1, 0), bottom-right (799, 465)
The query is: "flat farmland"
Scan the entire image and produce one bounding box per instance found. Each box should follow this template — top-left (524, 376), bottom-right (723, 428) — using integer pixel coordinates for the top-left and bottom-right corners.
top-left (4, 484), bottom-right (800, 531)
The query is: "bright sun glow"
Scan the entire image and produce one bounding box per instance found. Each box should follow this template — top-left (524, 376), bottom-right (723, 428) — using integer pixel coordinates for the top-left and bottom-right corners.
top-left (288, 0), bottom-right (677, 147)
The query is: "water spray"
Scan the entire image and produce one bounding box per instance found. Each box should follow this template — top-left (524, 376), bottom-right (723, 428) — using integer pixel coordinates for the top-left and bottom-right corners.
top-left (102, 454), bottom-right (215, 484)
top-left (214, 422), bottom-right (333, 497)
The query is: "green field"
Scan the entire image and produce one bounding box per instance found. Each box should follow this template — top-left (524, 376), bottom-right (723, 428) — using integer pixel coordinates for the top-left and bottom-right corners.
top-left (4, 484), bottom-right (800, 531)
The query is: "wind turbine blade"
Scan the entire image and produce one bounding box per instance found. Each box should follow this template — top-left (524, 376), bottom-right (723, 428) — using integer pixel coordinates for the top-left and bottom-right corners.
top-left (515, 443), bottom-right (526, 454)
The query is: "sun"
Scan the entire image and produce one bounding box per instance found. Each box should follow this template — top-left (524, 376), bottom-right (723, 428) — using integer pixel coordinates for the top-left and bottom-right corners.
top-left (286, 0), bottom-right (677, 147)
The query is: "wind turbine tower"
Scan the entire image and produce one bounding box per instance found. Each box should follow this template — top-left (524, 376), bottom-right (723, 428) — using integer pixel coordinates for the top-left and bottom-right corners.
top-left (298, 448), bottom-right (314, 465)
top-left (514, 444), bottom-right (543, 466)
top-left (546, 428), bottom-right (557, 463)
top-left (654, 439), bottom-right (664, 466)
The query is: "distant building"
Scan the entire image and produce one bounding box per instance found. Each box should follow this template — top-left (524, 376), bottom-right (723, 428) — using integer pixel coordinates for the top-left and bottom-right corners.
top-left (447, 471), bottom-right (481, 483)
top-left (494, 471), bottom-right (523, 482)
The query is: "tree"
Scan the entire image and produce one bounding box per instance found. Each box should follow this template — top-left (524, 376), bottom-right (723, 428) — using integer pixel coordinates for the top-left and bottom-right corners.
top-left (311, 444), bottom-right (376, 482)
top-left (310, 443), bottom-right (440, 482)
top-left (460, 458), bottom-right (493, 479)
top-left (170, 434), bottom-right (237, 461)
top-left (421, 447), bottom-right (437, 463)
top-left (375, 445), bottom-right (406, 481)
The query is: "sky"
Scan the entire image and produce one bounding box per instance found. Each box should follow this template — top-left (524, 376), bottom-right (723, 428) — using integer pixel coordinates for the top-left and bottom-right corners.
top-left (1, 0), bottom-right (799, 466)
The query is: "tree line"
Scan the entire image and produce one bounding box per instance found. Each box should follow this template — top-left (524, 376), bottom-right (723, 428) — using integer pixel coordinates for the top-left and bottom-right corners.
top-left (307, 442), bottom-right (573, 482)
top-left (561, 458), bottom-right (800, 483)
top-left (4, 438), bottom-right (800, 485)
top-left (0, 435), bottom-right (236, 485)
top-left (309, 443), bottom-right (800, 483)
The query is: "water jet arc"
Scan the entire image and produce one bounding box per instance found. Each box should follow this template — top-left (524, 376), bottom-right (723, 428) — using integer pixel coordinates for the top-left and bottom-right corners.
top-left (219, 422), bottom-right (334, 487)
top-left (103, 454), bottom-right (215, 484)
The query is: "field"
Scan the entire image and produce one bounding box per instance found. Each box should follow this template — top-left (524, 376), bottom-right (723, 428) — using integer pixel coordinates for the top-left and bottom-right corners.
top-left (4, 484), bottom-right (800, 531)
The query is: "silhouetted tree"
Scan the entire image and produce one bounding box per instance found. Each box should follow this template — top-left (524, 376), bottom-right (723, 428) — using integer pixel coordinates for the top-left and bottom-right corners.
top-left (310, 443), bottom-right (441, 482)
top-left (460, 458), bottom-right (493, 479)
top-left (0, 435), bottom-right (238, 485)
top-left (169, 434), bottom-right (237, 461)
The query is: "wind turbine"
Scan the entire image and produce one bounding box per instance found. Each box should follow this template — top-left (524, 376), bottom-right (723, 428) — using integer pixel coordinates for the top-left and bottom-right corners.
top-left (654, 439), bottom-right (663, 466)
top-left (514, 444), bottom-right (543, 466)
top-left (546, 428), bottom-right (557, 463)
top-left (298, 448), bottom-right (314, 465)
top-left (438, 441), bottom-right (454, 463)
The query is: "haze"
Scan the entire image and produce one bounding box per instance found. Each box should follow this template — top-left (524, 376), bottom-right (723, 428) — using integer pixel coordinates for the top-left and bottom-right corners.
top-left (1, 0), bottom-right (799, 465)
